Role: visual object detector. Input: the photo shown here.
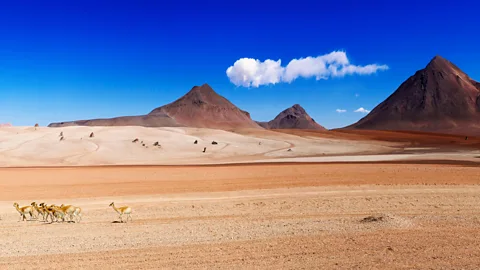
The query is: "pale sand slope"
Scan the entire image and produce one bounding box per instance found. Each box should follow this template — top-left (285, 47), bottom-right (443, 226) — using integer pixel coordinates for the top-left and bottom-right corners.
top-left (0, 126), bottom-right (395, 166)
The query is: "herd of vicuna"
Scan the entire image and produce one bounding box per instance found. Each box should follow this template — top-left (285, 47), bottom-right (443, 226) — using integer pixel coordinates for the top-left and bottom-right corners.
top-left (12, 202), bottom-right (132, 223)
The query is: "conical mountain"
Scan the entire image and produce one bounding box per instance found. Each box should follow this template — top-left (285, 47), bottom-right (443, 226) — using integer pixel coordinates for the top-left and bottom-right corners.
top-left (346, 56), bottom-right (480, 135)
top-left (258, 104), bottom-right (326, 130)
top-left (149, 83), bottom-right (261, 129)
top-left (48, 83), bottom-right (261, 129)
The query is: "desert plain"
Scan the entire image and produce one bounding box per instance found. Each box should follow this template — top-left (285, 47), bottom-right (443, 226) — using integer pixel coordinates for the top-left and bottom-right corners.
top-left (1, 126), bottom-right (480, 269)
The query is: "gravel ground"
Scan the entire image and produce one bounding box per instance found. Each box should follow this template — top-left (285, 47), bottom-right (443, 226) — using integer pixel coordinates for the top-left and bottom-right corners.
top-left (1, 178), bottom-right (480, 269)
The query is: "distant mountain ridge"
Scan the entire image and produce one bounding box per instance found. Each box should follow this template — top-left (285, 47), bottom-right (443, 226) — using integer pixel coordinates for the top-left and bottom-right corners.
top-left (48, 84), bottom-right (262, 130)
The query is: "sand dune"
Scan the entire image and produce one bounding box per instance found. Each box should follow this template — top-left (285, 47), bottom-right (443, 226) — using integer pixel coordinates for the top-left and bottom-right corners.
top-left (0, 126), bottom-right (397, 167)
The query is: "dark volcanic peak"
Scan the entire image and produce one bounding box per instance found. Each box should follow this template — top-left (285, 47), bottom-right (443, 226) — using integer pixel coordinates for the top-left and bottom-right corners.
top-left (428, 55), bottom-right (446, 64)
top-left (49, 83), bottom-right (261, 130)
top-left (262, 104), bottom-right (326, 130)
top-left (346, 55), bottom-right (480, 135)
top-left (149, 83), bottom-right (235, 115)
top-left (288, 104), bottom-right (307, 114)
top-left (149, 83), bottom-right (261, 129)
top-left (426, 55), bottom-right (465, 75)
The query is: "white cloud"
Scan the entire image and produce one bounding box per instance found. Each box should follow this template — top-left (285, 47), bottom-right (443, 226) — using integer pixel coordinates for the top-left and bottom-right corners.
top-left (226, 51), bottom-right (388, 87)
top-left (336, 109), bottom-right (346, 113)
top-left (354, 107), bottom-right (370, 113)
top-left (225, 58), bottom-right (283, 87)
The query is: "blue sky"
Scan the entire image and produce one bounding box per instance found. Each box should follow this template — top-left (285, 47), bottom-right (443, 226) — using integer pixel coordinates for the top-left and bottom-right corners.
top-left (0, 0), bottom-right (479, 128)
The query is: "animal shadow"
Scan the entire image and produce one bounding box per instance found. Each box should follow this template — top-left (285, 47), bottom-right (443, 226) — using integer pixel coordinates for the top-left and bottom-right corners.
top-left (111, 220), bottom-right (125, 224)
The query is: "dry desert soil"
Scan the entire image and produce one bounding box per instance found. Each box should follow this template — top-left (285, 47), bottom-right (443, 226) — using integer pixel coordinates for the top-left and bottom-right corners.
top-left (0, 126), bottom-right (480, 269)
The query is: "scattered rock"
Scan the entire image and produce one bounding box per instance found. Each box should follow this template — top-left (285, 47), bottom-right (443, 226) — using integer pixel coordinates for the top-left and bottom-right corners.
top-left (194, 140), bottom-right (198, 144)
top-left (59, 136), bottom-right (64, 141)
top-left (132, 138), bottom-right (139, 143)
top-left (211, 141), bottom-right (218, 145)
top-left (203, 147), bottom-right (206, 153)
top-left (287, 148), bottom-right (292, 151)
top-left (360, 215), bottom-right (384, 223)
top-left (59, 132), bottom-right (63, 137)
top-left (153, 141), bottom-right (160, 146)
top-left (89, 132), bottom-right (94, 138)
top-left (253, 202), bottom-right (266, 206)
